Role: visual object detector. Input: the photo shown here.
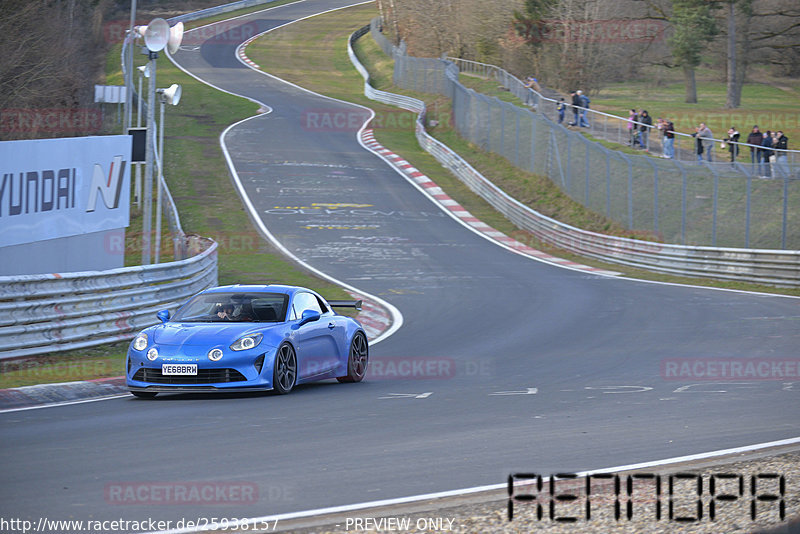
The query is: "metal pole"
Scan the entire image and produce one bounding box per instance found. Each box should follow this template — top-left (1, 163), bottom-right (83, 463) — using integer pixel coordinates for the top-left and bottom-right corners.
top-left (155, 98), bottom-right (164, 263)
top-left (135, 72), bottom-right (143, 209)
top-left (142, 52), bottom-right (157, 265)
top-left (125, 0), bottom-right (137, 132)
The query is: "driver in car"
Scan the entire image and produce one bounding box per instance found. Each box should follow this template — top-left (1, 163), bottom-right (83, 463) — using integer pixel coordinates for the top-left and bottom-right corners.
top-left (216, 303), bottom-right (235, 320)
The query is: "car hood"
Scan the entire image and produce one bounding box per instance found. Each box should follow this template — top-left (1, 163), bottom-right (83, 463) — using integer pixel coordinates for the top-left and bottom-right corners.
top-left (151, 322), bottom-right (282, 347)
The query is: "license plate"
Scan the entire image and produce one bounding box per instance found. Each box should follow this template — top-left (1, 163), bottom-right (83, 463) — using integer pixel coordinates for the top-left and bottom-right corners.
top-left (162, 364), bottom-right (198, 376)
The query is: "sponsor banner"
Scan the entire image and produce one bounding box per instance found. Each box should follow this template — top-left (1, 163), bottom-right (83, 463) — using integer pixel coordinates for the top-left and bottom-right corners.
top-left (0, 135), bottom-right (131, 248)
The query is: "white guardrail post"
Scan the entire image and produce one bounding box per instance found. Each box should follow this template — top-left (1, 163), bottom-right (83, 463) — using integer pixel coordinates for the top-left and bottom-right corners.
top-left (350, 21), bottom-right (800, 287)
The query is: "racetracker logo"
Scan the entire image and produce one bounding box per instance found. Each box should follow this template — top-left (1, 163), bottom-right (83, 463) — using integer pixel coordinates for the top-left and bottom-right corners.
top-left (0, 108), bottom-right (103, 135)
top-left (660, 358), bottom-right (800, 381)
top-left (301, 109), bottom-right (451, 132)
top-left (517, 19), bottom-right (668, 44)
top-left (104, 482), bottom-right (258, 505)
top-left (103, 20), bottom-right (261, 45)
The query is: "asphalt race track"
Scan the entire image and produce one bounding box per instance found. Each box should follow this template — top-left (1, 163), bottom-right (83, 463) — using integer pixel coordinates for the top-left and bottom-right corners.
top-left (1, 0), bottom-right (798, 527)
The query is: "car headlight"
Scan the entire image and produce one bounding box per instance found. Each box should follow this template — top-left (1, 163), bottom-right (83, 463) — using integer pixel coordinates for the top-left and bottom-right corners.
top-left (133, 333), bottom-right (148, 351)
top-left (208, 348), bottom-right (223, 361)
top-left (147, 347), bottom-right (159, 361)
top-left (230, 333), bottom-right (263, 352)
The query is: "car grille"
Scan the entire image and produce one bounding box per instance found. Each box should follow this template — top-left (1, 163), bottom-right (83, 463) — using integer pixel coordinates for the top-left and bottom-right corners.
top-left (132, 368), bottom-right (247, 384)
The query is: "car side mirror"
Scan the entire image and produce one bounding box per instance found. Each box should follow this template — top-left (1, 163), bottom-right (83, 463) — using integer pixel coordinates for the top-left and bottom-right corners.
top-left (157, 310), bottom-right (170, 323)
top-left (291, 309), bottom-right (320, 330)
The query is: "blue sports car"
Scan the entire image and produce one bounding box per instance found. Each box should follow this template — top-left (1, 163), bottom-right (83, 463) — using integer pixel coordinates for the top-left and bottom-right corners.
top-left (126, 284), bottom-right (368, 398)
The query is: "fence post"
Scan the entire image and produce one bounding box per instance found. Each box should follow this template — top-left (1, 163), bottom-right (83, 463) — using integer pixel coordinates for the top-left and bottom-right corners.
top-left (585, 140), bottom-right (591, 206)
top-left (681, 164), bottom-right (687, 245)
top-left (782, 171), bottom-right (788, 250)
top-left (711, 165), bottom-right (719, 246)
top-left (745, 172), bottom-right (752, 248)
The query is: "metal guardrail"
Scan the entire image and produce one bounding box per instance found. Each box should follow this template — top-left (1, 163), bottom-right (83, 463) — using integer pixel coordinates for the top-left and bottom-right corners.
top-left (0, 238), bottom-right (218, 360)
top-left (167, 0), bottom-right (280, 24)
top-left (351, 22), bottom-right (800, 287)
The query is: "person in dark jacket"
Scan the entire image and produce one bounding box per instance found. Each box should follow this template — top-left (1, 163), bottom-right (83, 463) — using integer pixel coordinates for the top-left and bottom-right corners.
top-left (774, 131), bottom-right (789, 177)
top-left (662, 119), bottom-right (675, 158)
top-left (692, 126), bottom-right (704, 162)
top-left (639, 110), bottom-right (652, 150)
top-left (569, 91), bottom-right (580, 126)
top-left (759, 131), bottom-right (773, 177)
top-left (746, 125), bottom-right (762, 167)
top-left (726, 126), bottom-right (740, 162)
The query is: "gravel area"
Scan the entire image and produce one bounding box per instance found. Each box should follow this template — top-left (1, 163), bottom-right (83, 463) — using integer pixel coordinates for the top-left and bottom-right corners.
top-left (278, 450), bottom-right (800, 534)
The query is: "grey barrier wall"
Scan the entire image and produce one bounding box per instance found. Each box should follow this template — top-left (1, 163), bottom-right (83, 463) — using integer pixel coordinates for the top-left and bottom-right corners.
top-left (380, 21), bottom-right (799, 252)
top-left (0, 238), bottom-right (218, 360)
top-left (167, 0), bottom-right (280, 24)
top-left (353, 22), bottom-right (800, 286)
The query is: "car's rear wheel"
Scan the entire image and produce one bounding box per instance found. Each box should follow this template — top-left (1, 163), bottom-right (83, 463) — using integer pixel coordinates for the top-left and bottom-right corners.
top-left (337, 331), bottom-right (368, 383)
top-left (131, 391), bottom-right (157, 399)
top-left (273, 343), bottom-right (297, 394)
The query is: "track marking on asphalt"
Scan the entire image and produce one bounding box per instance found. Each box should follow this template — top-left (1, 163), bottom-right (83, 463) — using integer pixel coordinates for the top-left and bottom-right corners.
top-left (379, 392), bottom-right (433, 399)
top-left (0, 394), bottom-right (130, 414)
top-left (585, 385), bottom-right (654, 394)
top-left (489, 388), bottom-right (538, 396)
top-left (673, 382), bottom-right (760, 393)
top-left (148, 436), bottom-right (800, 534)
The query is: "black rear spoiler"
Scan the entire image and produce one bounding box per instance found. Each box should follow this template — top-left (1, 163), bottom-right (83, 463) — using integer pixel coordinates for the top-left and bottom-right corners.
top-left (328, 300), bottom-right (362, 311)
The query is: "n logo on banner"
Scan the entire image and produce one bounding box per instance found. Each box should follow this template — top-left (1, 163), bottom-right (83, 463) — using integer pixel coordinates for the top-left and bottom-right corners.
top-left (86, 155), bottom-right (126, 212)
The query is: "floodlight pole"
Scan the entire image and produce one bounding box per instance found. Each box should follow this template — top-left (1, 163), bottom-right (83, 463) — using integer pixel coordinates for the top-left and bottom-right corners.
top-left (135, 69), bottom-right (144, 209)
top-left (125, 0), bottom-right (137, 132)
top-left (155, 96), bottom-right (165, 263)
top-left (142, 51), bottom-right (157, 265)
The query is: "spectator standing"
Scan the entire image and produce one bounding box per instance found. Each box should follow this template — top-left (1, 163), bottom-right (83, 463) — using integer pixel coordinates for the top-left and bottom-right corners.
top-left (746, 125), bottom-right (762, 168)
top-left (628, 109), bottom-right (639, 146)
top-left (577, 90), bottom-right (590, 127)
top-left (692, 127), bottom-right (705, 162)
top-left (759, 131), bottom-right (773, 177)
top-left (697, 122), bottom-right (714, 162)
top-left (726, 126), bottom-right (740, 163)
top-left (524, 76), bottom-right (541, 107)
top-left (639, 110), bottom-right (652, 150)
top-left (662, 119), bottom-right (675, 159)
top-left (557, 98), bottom-right (566, 124)
top-left (570, 91), bottom-right (580, 126)
top-left (774, 131), bottom-right (789, 177)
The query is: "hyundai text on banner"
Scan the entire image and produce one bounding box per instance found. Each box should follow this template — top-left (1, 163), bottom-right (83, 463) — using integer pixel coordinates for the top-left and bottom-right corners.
top-left (0, 135), bottom-right (131, 248)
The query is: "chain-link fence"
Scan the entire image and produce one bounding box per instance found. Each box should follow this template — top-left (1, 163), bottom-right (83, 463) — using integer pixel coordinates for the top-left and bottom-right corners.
top-left (375, 20), bottom-right (798, 250)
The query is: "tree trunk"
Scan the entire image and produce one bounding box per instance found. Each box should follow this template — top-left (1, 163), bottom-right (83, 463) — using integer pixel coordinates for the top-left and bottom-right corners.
top-left (725, 1), bottom-right (740, 108)
top-left (683, 65), bottom-right (697, 103)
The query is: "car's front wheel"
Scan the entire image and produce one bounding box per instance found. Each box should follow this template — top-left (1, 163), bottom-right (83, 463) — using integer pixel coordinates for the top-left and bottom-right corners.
top-left (273, 343), bottom-right (297, 394)
top-left (131, 391), bottom-right (157, 399)
top-left (337, 331), bottom-right (368, 383)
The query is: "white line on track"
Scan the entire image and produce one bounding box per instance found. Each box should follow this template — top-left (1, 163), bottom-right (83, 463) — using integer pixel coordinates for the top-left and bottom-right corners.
top-left (148, 436), bottom-right (800, 533)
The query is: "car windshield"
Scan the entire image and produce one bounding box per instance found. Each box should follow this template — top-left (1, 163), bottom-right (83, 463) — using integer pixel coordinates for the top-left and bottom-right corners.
top-left (171, 292), bottom-right (288, 323)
